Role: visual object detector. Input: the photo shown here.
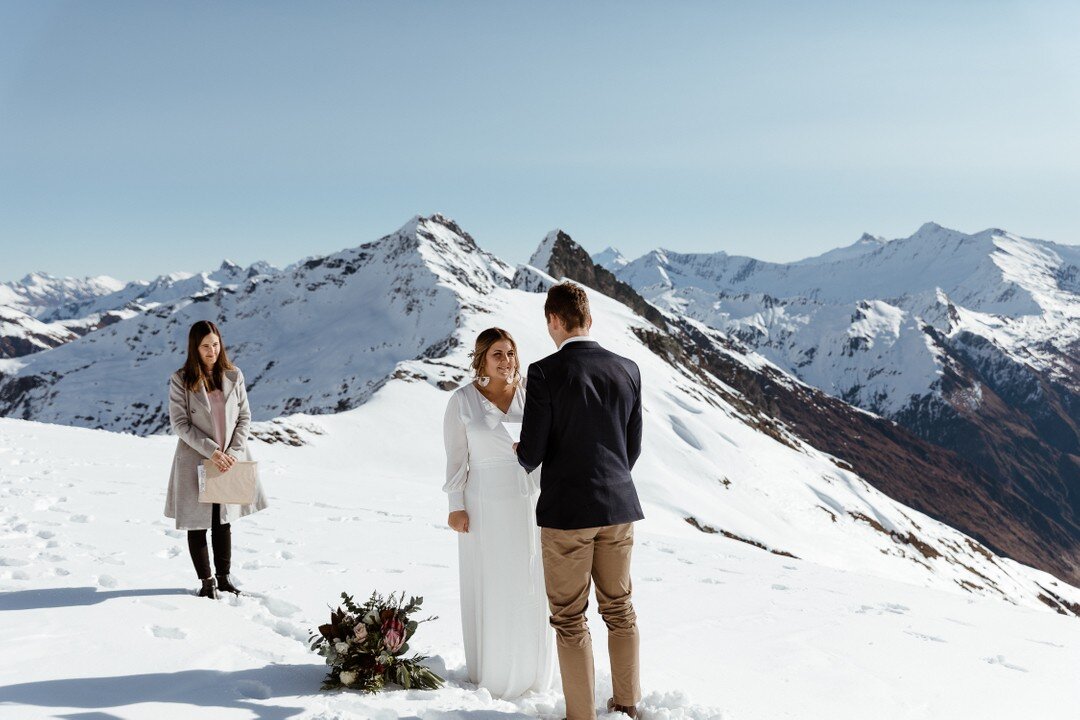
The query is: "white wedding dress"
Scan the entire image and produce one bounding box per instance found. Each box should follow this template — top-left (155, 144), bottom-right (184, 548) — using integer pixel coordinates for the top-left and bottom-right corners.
top-left (443, 382), bottom-right (555, 698)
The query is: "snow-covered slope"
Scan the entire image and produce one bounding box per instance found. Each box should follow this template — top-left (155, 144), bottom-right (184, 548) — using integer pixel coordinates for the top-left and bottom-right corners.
top-left (0, 215), bottom-right (511, 430)
top-left (593, 246), bottom-right (629, 270)
top-left (1, 338), bottom-right (1079, 719)
top-left (42, 260), bottom-right (280, 321)
top-left (2, 216), bottom-right (1079, 718)
top-left (610, 222), bottom-right (1080, 415)
top-left (0, 272), bottom-right (125, 317)
top-left (0, 306), bottom-right (78, 359)
top-left (0, 273), bottom-right (127, 359)
top-left (604, 223), bottom-right (1080, 590)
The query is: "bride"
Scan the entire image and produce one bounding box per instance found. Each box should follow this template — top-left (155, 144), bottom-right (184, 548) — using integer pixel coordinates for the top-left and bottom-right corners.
top-left (443, 327), bottom-right (555, 698)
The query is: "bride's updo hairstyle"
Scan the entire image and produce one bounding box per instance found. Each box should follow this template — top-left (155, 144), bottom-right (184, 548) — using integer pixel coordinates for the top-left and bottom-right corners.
top-left (470, 327), bottom-right (522, 385)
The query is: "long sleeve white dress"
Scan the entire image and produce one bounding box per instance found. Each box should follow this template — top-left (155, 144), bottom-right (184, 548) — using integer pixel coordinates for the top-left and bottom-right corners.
top-left (443, 382), bottom-right (555, 699)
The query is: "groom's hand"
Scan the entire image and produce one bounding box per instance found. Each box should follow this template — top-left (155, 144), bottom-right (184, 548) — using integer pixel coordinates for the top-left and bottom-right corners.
top-left (511, 443), bottom-right (519, 454)
top-left (448, 510), bottom-right (470, 533)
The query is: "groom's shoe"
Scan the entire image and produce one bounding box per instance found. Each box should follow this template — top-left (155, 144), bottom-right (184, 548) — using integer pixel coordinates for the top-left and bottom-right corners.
top-left (606, 698), bottom-right (638, 718)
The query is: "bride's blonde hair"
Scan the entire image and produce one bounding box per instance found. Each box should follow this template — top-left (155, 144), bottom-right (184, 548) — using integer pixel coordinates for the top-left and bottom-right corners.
top-left (470, 327), bottom-right (521, 385)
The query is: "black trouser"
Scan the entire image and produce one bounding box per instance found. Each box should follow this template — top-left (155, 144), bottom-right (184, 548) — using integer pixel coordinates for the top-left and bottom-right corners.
top-left (187, 503), bottom-right (231, 580)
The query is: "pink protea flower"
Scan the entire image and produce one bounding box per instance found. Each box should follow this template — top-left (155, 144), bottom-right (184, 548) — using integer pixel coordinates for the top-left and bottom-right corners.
top-left (353, 622), bottom-right (368, 642)
top-left (381, 616), bottom-right (406, 653)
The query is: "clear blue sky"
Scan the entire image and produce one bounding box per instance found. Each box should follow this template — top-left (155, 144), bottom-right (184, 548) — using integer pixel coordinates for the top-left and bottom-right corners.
top-left (2, 1), bottom-right (1079, 282)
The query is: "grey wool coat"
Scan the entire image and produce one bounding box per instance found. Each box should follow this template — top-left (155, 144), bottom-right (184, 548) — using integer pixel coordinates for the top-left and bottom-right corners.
top-left (164, 367), bottom-right (268, 530)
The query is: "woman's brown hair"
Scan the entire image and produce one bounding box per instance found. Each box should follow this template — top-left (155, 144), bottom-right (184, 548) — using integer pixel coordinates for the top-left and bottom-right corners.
top-left (180, 320), bottom-right (235, 392)
top-left (470, 327), bottom-right (521, 384)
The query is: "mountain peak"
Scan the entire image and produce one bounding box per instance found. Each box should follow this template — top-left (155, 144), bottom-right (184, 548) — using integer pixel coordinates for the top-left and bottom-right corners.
top-left (525, 229), bottom-right (667, 328)
top-left (15, 271), bottom-right (54, 286)
top-left (529, 229), bottom-right (572, 271)
top-left (593, 246), bottom-right (629, 271)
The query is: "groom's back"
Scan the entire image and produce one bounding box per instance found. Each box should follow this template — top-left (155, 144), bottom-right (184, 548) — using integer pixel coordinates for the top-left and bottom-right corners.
top-left (525, 341), bottom-right (644, 530)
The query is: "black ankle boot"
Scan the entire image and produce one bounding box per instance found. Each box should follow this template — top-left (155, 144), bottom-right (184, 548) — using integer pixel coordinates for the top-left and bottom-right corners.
top-left (197, 577), bottom-right (219, 599)
top-left (215, 574), bottom-right (241, 595)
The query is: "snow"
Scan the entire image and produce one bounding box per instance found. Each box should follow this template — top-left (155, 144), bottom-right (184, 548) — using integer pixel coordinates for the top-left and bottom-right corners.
top-left (2, 216), bottom-right (1080, 718)
top-left (610, 223), bottom-right (1080, 417)
top-left (528, 231), bottom-right (564, 273)
top-left (0, 306), bottom-right (77, 354)
top-left (593, 247), bottom-right (629, 271)
top-left (0, 272), bottom-right (125, 318)
top-left (2, 384), bottom-right (1079, 719)
top-left (0, 215), bottom-right (512, 430)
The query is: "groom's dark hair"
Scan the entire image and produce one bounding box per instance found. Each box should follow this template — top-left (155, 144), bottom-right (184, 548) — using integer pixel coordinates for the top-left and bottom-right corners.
top-left (545, 282), bottom-right (591, 331)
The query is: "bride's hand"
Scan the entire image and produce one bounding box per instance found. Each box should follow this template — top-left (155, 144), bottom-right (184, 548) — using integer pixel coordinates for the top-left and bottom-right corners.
top-left (448, 510), bottom-right (470, 533)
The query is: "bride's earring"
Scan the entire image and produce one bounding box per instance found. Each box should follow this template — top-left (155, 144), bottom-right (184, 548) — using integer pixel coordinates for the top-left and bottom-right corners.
top-left (476, 376), bottom-right (491, 388)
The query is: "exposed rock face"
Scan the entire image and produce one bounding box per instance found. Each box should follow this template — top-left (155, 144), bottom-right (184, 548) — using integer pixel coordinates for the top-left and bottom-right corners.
top-left (533, 230), bottom-right (666, 329)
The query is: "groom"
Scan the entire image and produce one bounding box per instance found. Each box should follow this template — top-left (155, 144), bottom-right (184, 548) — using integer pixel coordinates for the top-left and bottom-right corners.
top-left (516, 281), bottom-right (644, 720)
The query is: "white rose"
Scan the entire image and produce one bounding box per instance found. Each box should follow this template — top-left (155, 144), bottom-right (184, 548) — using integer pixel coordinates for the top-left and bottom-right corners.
top-left (335, 641), bottom-right (350, 654)
top-left (339, 670), bottom-right (357, 686)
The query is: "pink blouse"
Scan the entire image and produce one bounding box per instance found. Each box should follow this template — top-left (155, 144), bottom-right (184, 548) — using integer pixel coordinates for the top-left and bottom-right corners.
top-left (207, 389), bottom-right (227, 450)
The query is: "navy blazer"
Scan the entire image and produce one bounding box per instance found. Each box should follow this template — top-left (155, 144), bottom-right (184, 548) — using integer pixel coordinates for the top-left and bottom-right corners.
top-left (517, 339), bottom-right (645, 529)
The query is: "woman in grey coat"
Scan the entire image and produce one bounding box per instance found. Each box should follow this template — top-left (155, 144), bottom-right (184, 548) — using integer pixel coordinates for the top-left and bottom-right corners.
top-left (165, 320), bottom-right (268, 598)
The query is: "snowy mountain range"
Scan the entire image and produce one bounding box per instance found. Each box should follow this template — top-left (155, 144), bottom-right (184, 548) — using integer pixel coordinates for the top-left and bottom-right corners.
top-left (602, 222), bottom-right (1079, 413)
top-left (0, 214), bottom-right (1078, 608)
top-left (595, 223), bottom-right (1080, 585)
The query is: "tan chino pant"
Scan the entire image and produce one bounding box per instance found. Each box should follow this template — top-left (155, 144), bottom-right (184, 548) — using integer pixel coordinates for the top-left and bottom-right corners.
top-left (541, 522), bottom-right (641, 720)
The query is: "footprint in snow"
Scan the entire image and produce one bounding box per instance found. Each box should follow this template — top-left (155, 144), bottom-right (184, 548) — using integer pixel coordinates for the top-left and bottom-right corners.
top-left (1027, 639), bottom-right (1064, 648)
top-left (149, 625), bottom-right (187, 640)
top-left (259, 597), bottom-right (301, 618)
top-left (771, 584), bottom-right (789, 591)
top-left (142, 599), bottom-right (178, 612)
top-left (97, 574), bottom-right (118, 589)
top-left (904, 630), bottom-right (946, 643)
top-left (985, 655), bottom-right (1027, 672)
top-left (235, 680), bottom-right (272, 699)
top-left (665, 391), bottom-right (704, 415)
top-left (669, 415), bottom-right (704, 451)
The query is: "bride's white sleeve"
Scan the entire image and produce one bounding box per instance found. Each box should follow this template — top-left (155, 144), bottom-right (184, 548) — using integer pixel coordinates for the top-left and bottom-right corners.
top-left (526, 465), bottom-right (542, 495)
top-left (442, 391), bottom-right (468, 512)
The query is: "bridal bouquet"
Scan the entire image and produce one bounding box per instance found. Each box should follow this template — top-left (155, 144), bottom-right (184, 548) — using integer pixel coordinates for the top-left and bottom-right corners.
top-left (310, 590), bottom-right (444, 693)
